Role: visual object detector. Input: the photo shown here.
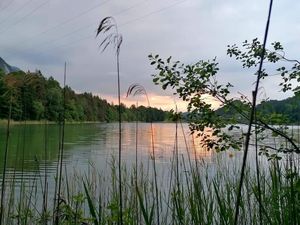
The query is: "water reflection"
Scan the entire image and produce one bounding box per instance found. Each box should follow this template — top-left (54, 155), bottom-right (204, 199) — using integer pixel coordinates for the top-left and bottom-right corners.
top-left (122, 123), bottom-right (214, 162)
top-left (0, 122), bottom-right (215, 184)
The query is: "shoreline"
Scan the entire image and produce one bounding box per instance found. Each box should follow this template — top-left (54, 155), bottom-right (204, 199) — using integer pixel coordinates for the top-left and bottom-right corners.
top-left (0, 120), bottom-right (299, 126)
top-left (0, 120), bottom-right (105, 125)
top-left (0, 120), bottom-right (171, 125)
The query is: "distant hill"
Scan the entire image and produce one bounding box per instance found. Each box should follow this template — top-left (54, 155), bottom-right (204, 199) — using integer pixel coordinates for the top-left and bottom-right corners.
top-left (215, 100), bottom-right (250, 123)
top-left (0, 57), bottom-right (21, 74)
top-left (256, 94), bottom-right (300, 124)
top-left (215, 94), bottom-right (300, 124)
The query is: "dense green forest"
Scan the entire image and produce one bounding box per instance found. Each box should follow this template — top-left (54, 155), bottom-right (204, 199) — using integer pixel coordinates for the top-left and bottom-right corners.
top-left (215, 95), bottom-right (300, 124)
top-left (256, 94), bottom-right (300, 124)
top-left (0, 69), bottom-right (169, 122)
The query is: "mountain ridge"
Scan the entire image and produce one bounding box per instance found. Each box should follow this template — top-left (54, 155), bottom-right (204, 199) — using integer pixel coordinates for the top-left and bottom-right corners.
top-left (0, 57), bottom-right (21, 74)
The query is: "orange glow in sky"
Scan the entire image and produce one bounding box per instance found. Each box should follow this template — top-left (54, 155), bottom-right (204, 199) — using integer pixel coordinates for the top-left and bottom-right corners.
top-left (97, 93), bottom-right (221, 112)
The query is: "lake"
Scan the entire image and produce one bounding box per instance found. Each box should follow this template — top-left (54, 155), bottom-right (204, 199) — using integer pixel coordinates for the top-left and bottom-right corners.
top-left (0, 122), bottom-right (293, 201)
top-left (0, 122), bottom-right (299, 224)
top-left (0, 122), bottom-right (213, 176)
top-left (0, 122), bottom-right (246, 190)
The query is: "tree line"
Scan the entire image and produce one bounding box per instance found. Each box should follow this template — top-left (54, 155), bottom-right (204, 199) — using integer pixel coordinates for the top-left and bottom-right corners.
top-left (215, 95), bottom-right (300, 125)
top-left (0, 69), bottom-right (169, 122)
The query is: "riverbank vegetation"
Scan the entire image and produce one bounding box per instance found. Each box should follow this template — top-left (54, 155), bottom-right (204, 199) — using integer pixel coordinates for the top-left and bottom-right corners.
top-left (0, 69), bottom-right (169, 122)
top-left (0, 148), bottom-right (299, 225)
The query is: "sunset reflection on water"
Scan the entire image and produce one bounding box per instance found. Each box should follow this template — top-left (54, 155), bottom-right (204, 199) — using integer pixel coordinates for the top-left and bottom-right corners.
top-left (0, 122), bottom-right (217, 186)
top-left (119, 123), bottom-right (214, 162)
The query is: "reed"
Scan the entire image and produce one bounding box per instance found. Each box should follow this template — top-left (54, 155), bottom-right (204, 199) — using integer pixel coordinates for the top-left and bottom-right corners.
top-left (0, 94), bottom-right (12, 225)
top-left (234, 1), bottom-right (274, 224)
top-left (0, 141), bottom-right (298, 224)
top-left (127, 84), bottom-right (160, 225)
top-left (96, 16), bottom-right (123, 225)
top-left (54, 62), bottom-right (67, 225)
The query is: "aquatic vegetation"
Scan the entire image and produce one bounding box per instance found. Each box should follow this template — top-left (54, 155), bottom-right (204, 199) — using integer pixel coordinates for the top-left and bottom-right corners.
top-left (0, 149), bottom-right (299, 224)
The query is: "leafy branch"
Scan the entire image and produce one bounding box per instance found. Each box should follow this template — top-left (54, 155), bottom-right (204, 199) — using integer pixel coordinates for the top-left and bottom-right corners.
top-left (149, 38), bottom-right (300, 155)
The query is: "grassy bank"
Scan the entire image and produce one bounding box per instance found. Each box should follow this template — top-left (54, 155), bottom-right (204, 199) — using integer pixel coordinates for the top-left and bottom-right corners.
top-left (0, 153), bottom-right (299, 225)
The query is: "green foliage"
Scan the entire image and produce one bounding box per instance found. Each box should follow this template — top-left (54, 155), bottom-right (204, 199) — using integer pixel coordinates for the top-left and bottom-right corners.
top-left (150, 38), bottom-right (300, 155)
top-left (149, 54), bottom-right (242, 152)
top-left (215, 100), bottom-right (250, 124)
top-left (83, 181), bottom-right (100, 225)
top-left (227, 39), bottom-right (300, 93)
top-left (0, 71), bottom-right (169, 122)
top-left (137, 188), bottom-right (154, 225)
top-left (46, 85), bottom-right (63, 121)
top-left (32, 100), bottom-right (45, 120)
top-left (0, 70), bottom-right (9, 118)
top-left (256, 95), bottom-right (300, 124)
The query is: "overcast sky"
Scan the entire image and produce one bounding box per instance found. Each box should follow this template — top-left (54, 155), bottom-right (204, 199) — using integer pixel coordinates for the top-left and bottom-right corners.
top-left (1, 0), bottom-right (299, 111)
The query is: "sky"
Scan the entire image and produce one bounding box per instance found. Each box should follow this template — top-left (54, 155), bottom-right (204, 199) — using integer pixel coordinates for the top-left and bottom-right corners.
top-left (1, 0), bottom-right (299, 111)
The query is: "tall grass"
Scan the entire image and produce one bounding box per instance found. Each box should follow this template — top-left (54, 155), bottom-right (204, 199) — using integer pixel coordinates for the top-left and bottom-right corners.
top-left (1, 104), bottom-right (297, 225)
top-left (0, 144), bottom-right (299, 224)
top-left (96, 16), bottom-right (123, 225)
top-left (127, 84), bottom-right (160, 225)
top-left (54, 62), bottom-right (67, 225)
top-left (42, 119), bottom-right (49, 225)
top-left (0, 95), bottom-right (12, 225)
top-left (125, 92), bottom-right (140, 225)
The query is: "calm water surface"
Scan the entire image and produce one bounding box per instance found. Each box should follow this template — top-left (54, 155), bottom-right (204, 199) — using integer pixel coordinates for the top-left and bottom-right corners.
top-left (0, 123), bottom-right (216, 182)
top-left (1, 122), bottom-right (286, 195)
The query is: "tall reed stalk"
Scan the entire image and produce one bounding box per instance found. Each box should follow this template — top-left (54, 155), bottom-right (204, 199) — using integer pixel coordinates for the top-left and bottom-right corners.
top-left (42, 119), bottom-right (48, 225)
top-left (127, 83), bottom-right (160, 224)
top-left (18, 120), bottom-right (26, 225)
top-left (234, 1), bottom-right (273, 223)
top-left (174, 106), bottom-right (180, 190)
top-left (96, 17), bottom-right (123, 225)
top-left (134, 103), bottom-right (139, 225)
top-left (254, 109), bottom-right (263, 225)
top-left (0, 95), bottom-right (12, 225)
top-left (54, 62), bottom-right (67, 225)
top-left (125, 96), bottom-right (139, 224)
top-left (18, 77), bottom-right (27, 225)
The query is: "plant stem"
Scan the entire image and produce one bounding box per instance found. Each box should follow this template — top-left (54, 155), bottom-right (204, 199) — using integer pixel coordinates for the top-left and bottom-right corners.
top-left (135, 101), bottom-right (139, 225)
top-left (234, 1), bottom-right (273, 224)
top-left (254, 109), bottom-right (263, 224)
top-left (55, 62), bottom-right (67, 225)
top-left (0, 95), bottom-right (12, 225)
top-left (117, 51), bottom-right (123, 225)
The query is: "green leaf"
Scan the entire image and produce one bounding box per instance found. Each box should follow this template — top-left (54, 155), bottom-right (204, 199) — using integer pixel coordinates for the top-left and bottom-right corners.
top-left (137, 188), bottom-right (153, 225)
top-left (83, 180), bottom-right (99, 225)
top-left (167, 56), bottom-right (171, 63)
top-left (153, 77), bottom-right (159, 83)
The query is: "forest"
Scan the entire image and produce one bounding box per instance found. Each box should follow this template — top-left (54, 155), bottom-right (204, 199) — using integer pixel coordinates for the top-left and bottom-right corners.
top-left (215, 94), bottom-right (300, 125)
top-left (0, 69), bottom-right (169, 122)
top-left (1, 67), bottom-right (299, 125)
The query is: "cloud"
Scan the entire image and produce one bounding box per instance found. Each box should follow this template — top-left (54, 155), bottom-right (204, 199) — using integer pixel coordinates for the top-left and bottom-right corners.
top-left (0, 0), bottom-right (299, 112)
